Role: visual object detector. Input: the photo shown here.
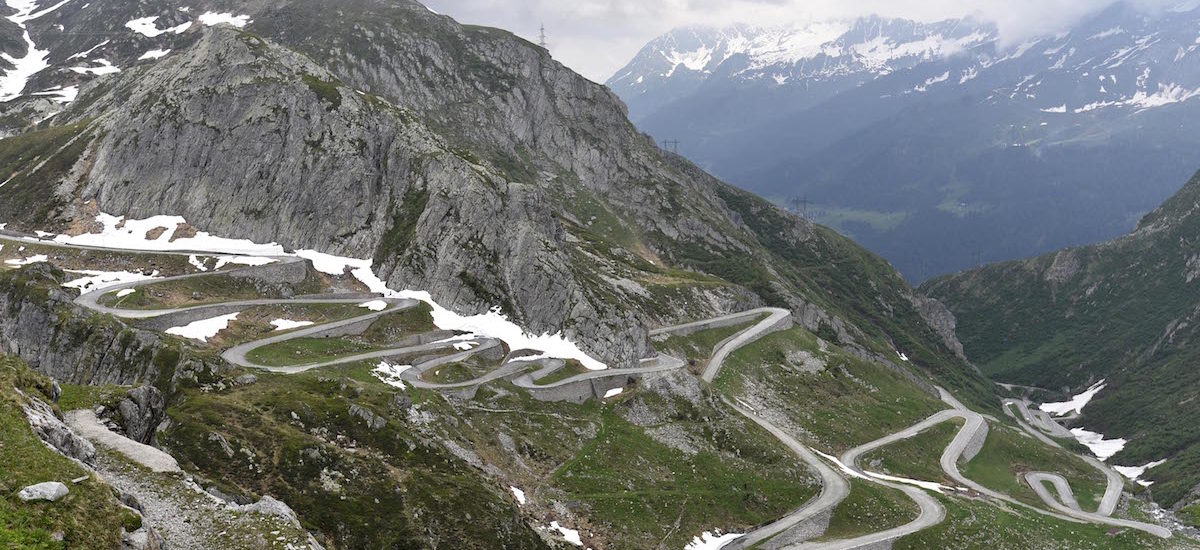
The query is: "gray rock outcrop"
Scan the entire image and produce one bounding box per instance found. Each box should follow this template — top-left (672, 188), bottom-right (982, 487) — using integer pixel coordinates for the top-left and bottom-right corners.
top-left (22, 395), bottom-right (96, 465)
top-left (114, 386), bottom-right (167, 445)
top-left (18, 481), bottom-right (69, 502)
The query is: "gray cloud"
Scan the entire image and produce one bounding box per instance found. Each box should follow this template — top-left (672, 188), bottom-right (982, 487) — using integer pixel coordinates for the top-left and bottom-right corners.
top-left (422, 0), bottom-right (1190, 82)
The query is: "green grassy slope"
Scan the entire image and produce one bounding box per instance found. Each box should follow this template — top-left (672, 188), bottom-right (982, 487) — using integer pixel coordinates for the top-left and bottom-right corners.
top-left (922, 170), bottom-right (1200, 506)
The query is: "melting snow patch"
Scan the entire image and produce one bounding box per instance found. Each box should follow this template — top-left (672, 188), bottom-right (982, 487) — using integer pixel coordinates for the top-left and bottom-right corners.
top-left (549, 521), bottom-right (583, 546)
top-left (452, 341), bottom-right (476, 351)
top-left (125, 16), bottom-right (190, 37)
top-left (188, 255), bottom-right (207, 271)
top-left (814, 449), bottom-right (870, 480)
top-left (62, 269), bottom-right (160, 292)
top-left (1041, 104), bottom-right (1067, 113)
top-left (116, 289), bottom-right (136, 298)
top-left (863, 471), bottom-right (952, 494)
top-left (1113, 459), bottom-right (1166, 486)
top-left (165, 312), bottom-right (239, 342)
top-left (68, 40), bottom-right (110, 60)
top-left (0, 1), bottom-right (51, 102)
top-left (358, 300), bottom-right (388, 312)
top-left (138, 49), bottom-right (171, 60)
top-left (68, 59), bottom-right (119, 75)
top-left (198, 12), bottom-right (249, 28)
top-left (5, 254), bottom-right (48, 266)
top-left (1069, 428), bottom-right (1126, 461)
top-left (685, 531), bottom-right (744, 550)
top-left (603, 387), bottom-right (624, 398)
top-left (213, 255), bottom-right (275, 269)
top-left (371, 361), bottom-right (410, 389)
top-left (46, 212), bottom-right (609, 370)
top-left (509, 486), bottom-right (526, 505)
top-left (30, 85), bottom-right (78, 103)
top-left (270, 319), bottom-right (314, 331)
top-left (1039, 380), bottom-right (1105, 416)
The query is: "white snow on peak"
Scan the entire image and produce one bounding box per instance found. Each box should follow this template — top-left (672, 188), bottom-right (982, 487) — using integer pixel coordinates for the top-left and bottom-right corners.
top-left (1040, 104), bottom-right (1067, 113)
top-left (1069, 427), bottom-right (1126, 461)
top-left (1089, 27), bottom-right (1126, 40)
top-left (166, 312), bottom-right (239, 342)
top-left (198, 12), bottom-right (250, 28)
top-left (1074, 83), bottom-right (1200, 113)
top-left (663, 44), bottom-right (713, 77)
top-left (125, 16), bottom-right (191, 37)
top-left (913, 71), bottom-right (949, 92)
top-left (138, 49), bottom-right (171, 60)
top-left (1039, 380), bottom-right (1105, 416)
top-left (685, 531), bottom-right (744, 550)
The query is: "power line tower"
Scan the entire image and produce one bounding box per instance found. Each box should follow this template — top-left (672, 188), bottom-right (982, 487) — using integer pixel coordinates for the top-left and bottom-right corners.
top-left (539, 24), bottom-right (547, 49)
top-left (789, 196), bottom-right (810, 219)
top-left (661, 139), bottom-right (680, 153)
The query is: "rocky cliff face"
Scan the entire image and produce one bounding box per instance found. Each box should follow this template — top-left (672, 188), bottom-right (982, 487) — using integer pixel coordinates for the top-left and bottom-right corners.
top-left (0, 0), bottom-right (974, 387)
top-left (0, 263), bottom-right (218, 389)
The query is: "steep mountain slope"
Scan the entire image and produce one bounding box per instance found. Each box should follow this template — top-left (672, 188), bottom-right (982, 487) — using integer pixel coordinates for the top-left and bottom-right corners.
top-left (609, 3), bottom-right (1200, 281)
top-left (0, 0), bottom-right (983, 402)
top-left (922, 169), bottom-right (1200, 511)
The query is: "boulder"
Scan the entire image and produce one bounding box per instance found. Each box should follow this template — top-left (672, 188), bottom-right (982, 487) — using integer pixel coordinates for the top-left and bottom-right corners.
top-left (18, 481), bottom-right (69, 502)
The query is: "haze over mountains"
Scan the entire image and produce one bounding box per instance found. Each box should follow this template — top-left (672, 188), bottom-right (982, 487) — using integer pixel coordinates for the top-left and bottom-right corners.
top-left (611, 2), bottom-right (1200, 280)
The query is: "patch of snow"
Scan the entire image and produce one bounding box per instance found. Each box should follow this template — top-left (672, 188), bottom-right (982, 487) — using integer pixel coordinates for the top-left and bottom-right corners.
top-left (1113, 459), bottom-right (1166, 486)
top-left (898, 352), bottom-right (909, 362)
top-left (813, 449), bottom-right (870, 480)
top-left (1040, 104), bottom-right (1067, 113)
top-left (30, 85), bottom-right (78, 103)
top-left (5, 254), bottom-right (48, 266)
top-left (358, 300), bottom-right (388, 312)
top-left (913, 71), bottom-right (949, 93)
top-left (116, 288), bottom-right (136, 298)
top-left (270, 319), bottom-right (314, 331)
top-left (549, 521), bottom-right (583, 546)
top-left (138, 49), bottom-right (171, 60)
top-left (603, 387), bottom-right (624, 398)
top-left (371, 361), bottom-right (410, 389)
top-left (509, 486), bottom-right (526, 505)
top-left (452, 341), bottom-right (476, 351)
top-left (213, 255), bottom-right (275, 270)
top-left (1069, 428), bottom-right (1126, 461)
top-left (1088, 27), bottom-right (1125, 40)
top-left (1039, 380), bottom-right (1105, 416)
top-left (863, 470), bottom-right (952, 494)
top-left (165, 312), bottom-right (239, 342)
top-left (62, 269), bottom-right (160, 292)
top-left (47, 212), bottom-right (610, 371)
top-left (188, 255), bottom-right (207, 271)
top-left (959, 66), bottom-right (978, 84)
top-left (685, 531), bottom-right (744, 550)
top-left (198, 12), bottom-right (249, 28)
top-left (68, 40), bottom-right (110, 60)
top-left (68, 58), bottom-right (120, 75)
top-left (0, 0), bottom-right (52, 102)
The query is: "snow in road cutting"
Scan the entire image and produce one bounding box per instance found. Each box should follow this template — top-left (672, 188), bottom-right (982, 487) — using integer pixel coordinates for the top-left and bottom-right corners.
top-left (1039, 380), bottom-right (1106, 417)
top-left (46, 213), bottom-right (610, 370)
top-left (358, 300), bottom-right (388, 312)
top-left (165, 313), bottom-right (240, 342)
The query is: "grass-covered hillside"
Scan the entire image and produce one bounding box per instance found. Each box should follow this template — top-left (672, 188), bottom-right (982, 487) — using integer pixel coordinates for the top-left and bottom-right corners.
top-left (922, 169), bottom-right (1200, 508)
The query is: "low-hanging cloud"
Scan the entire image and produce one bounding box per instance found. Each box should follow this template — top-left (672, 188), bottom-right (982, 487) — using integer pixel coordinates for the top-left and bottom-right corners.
top-left (423, 0), bottom-right (1192, 82)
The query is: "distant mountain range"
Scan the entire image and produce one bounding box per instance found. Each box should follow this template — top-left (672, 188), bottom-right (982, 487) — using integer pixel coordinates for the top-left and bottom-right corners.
top-left (609, 3), bottom-right (1200, 281)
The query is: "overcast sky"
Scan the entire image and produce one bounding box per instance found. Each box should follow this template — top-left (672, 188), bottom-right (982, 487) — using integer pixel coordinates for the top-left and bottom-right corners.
top-left (422, 0), bottom-right (1186, 82)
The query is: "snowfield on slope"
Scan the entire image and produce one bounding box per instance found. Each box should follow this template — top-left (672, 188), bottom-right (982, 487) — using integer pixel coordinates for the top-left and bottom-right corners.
top-left (46, 213), bottom-right (608, 369)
